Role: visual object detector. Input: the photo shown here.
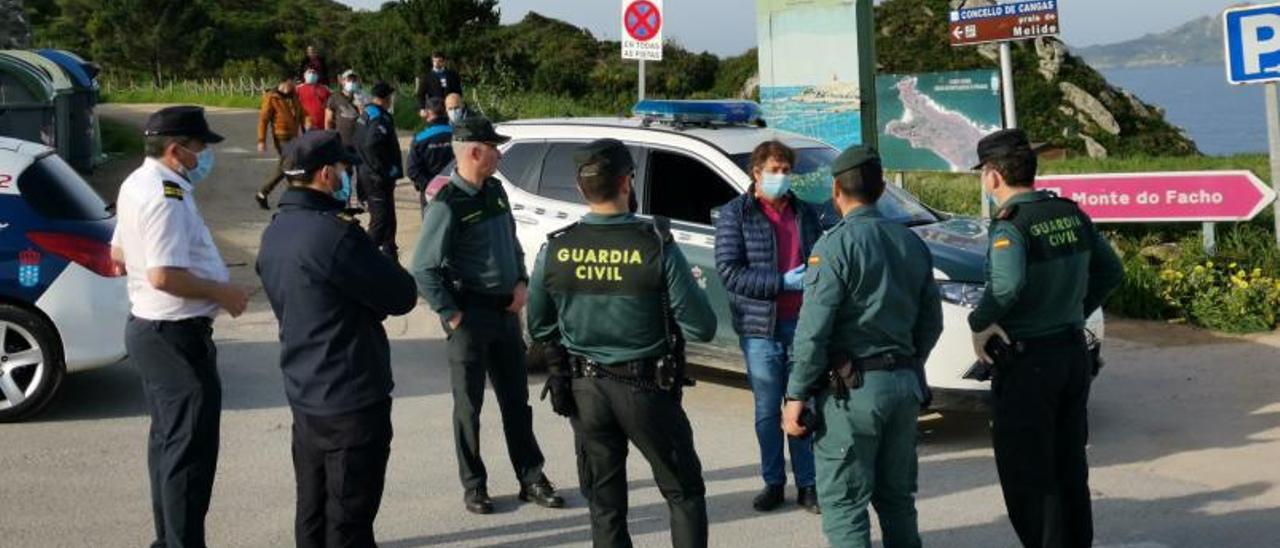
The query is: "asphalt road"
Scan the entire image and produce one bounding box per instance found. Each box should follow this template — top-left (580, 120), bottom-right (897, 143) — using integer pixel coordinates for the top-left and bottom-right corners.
top-left (2, 104), bottom-right (1278, 547)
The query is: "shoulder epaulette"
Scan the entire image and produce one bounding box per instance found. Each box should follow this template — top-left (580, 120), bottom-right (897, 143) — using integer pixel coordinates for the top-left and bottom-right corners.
top-left (547, 222), bottom-right (579, 241)
top-left (161, 181), bottom-right (184, 201)
top-left (996, 203), bottom-right (1019, 220)
top-left (333, 209), bottom-right (362, 227)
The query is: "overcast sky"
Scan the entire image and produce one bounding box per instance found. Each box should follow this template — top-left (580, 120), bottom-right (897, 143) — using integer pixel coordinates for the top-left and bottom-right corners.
top-left (336, 0), bottom-right (1231, 56)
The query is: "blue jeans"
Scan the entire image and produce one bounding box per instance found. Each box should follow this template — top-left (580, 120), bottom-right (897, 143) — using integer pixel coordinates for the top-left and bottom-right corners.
top-left (740, 319), bottom-right (815, 488)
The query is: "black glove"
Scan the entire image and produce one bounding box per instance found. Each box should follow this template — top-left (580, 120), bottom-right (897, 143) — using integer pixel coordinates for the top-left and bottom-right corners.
top-left (538, 342), bottom-right (575, 418)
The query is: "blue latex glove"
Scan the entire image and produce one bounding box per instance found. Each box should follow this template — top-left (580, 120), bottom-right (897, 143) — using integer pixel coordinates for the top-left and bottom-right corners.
top-left (782, 265), bottom-right (806, 291)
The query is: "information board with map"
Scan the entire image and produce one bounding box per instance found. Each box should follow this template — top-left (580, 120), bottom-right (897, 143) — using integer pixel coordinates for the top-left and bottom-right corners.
top-left (756, 0), bottom-right (876, 151)
top-left (876, 70), bottom-right (1005, 172)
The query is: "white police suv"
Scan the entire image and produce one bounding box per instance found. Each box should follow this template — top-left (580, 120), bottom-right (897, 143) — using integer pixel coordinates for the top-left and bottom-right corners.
top-left (0, 137), bottom-right (128, 421)
top-left (427, 101), bottom-right (1104, 411)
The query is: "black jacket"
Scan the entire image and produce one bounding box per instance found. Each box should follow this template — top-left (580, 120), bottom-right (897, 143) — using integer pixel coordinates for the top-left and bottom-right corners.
top-left (415, 68), bottom-right (464, 108)
top-left (355, 104), bottom-right (403, 184)
top-left (256, 188), bottom-right (418, 416)
top-left (407, 121), bottom-right (455, 191)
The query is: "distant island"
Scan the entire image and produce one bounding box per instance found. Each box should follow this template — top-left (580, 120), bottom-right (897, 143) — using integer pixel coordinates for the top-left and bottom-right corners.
top-left (1074, 8), bottom-right (1231, 69)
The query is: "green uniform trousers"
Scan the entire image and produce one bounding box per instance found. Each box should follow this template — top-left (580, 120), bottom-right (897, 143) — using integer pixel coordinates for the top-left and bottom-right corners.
top-left (814, 369), bottom-right (922, 548)
top-left (569, 375), bottom-right (708, 548)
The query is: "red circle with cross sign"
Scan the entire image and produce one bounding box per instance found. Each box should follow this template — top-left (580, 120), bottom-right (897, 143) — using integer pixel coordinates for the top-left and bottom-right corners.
top-left (624, 0), bottom-right (662, 42)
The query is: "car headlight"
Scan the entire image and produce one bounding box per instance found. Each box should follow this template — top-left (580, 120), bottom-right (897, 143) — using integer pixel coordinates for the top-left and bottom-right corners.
top-left (938, 281), bottom-right (984, 309)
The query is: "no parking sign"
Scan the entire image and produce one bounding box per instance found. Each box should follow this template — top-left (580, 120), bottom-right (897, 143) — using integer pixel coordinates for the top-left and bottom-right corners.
top-left (622, 0), bottom-right (663, 61)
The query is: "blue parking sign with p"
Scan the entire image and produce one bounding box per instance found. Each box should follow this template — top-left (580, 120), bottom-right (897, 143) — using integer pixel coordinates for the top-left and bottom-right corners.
top-left (1225, 3), bottom-right (1280, 85)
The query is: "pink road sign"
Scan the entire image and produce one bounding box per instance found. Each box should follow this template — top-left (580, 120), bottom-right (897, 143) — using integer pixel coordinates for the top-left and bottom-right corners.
top-left (1036, 171), bottom-right (1278, 223)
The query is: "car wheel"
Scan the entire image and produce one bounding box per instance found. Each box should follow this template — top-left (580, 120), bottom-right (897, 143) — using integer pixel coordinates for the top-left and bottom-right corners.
top-left (0, 304), bottom-right (65, 422)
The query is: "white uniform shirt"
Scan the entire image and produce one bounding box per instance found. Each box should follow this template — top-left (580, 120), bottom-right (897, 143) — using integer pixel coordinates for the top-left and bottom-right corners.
top-left (111, 158), bottom-right (229, 321)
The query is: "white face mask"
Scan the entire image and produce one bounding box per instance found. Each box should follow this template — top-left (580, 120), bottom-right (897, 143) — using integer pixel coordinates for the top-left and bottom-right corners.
top-left (448, 108), bottom-right (463, 122)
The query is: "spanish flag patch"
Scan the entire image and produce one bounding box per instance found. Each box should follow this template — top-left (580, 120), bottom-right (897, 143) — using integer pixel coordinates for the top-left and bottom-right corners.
top-left (807, 255), bottom-right (821, 267)
top-left (993, 238), bottom-right (1011, 249)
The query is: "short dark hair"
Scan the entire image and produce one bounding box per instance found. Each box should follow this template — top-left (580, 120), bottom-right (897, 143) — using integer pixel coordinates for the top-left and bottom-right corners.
top-left (577, 172), bottom-right (626, 203)
top-left (834, 159), bottom-right (885, 204)
top-left (280, 73), bottom-right (294, 83)
top-left (749, 140), bottom-right (795, 175)
top-left (432, 51), bottom-right (446, 59)
top-left (424, 97), bottom-right (446, 117)
top-left (983, 150), bottom-right (1037, 187)
top-left (144, 135), bottom-right (195, 159)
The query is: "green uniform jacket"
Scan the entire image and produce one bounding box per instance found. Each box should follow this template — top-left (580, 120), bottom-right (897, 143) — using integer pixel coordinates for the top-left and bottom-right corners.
top-left (785, 206), bottom-right (944, 400)
top-left (410, 173), bottom-right (528, 320)
top-left (968, 190), bottom-right (1124, 339)
top-left (526, 213), bottom-right (717, 364)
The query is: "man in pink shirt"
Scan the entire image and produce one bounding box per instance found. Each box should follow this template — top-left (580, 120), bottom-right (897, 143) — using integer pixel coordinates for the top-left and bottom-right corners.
top-left (297, 69), bottom-right (331, 132)
top-left (714, 141), bottom-right (825, 514)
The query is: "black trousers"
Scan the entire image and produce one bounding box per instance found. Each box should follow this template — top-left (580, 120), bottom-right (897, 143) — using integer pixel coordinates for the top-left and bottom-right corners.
top-left (570, 375), bottom-right (708, 548)
top-left (360, 173), bottom-right (398, 256)
top-left (126, 316), bottom-right (221, 548)
top-left (445, 306), bottom-right (545, 491)
top-left (991, 331), bottom-right (1094, 548)
top-left (293, 400), bottom-right (393, 548)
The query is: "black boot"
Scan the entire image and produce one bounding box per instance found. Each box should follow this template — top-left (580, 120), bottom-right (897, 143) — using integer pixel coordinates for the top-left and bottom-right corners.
top-left (518, 475), bottom-right (566, 508)
top-left (797, 485), bottom-right (821, 514)
top-left (753, 484), bottom-right (785, 512)
top-left (255, 192), bottom-right (270, 210)
top-left (464, 486), bottom-right (494, 514)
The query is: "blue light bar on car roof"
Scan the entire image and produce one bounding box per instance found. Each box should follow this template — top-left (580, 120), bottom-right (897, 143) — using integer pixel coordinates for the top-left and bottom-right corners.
top-left (633, 100), bottom-right (764, 126)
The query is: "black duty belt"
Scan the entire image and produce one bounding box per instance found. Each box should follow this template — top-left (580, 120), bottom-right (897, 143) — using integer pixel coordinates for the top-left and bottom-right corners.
top-left (852, 353), bottom-right (914, 372)
top-left (132, 315), bottom-right (213, 329)
top-left (1015, 329), bottom-right (1085, 350)
top-left (570, 355), bottom-right (662, 391)
top-left (456, 291), bottom-right (513, 310)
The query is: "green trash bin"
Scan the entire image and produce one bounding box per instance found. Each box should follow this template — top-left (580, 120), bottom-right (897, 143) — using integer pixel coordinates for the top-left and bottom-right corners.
top-left (0, 53), bottom-right (56, 149)
top-left (2, 51), bottom-right (75, 168)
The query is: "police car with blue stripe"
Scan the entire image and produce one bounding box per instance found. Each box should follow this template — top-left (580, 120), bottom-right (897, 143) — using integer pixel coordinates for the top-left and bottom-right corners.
top-left (425, 101), bottom-right (1104, 411)
top-left (0, 137), bottom-right (128, 421)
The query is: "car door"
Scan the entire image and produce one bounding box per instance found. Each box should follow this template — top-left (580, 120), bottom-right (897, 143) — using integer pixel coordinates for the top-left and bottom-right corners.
top-left (636, 145), bottom-right (744, 366)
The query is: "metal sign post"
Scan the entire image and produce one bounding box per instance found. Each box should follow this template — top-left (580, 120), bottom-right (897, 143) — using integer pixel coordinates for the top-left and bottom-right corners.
top-left (999, 42), bottom-right (1017, 129)
top-left (1269, 82), bottom-right (1280, 249)
top-left (639, 60), bottom-right (646, 101)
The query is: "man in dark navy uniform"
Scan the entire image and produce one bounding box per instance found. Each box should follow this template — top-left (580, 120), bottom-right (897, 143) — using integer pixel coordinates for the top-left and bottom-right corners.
top-left (256, 130), bottom-right (419, 548)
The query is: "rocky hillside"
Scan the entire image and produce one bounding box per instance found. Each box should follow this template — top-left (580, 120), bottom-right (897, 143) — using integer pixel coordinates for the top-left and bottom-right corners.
top-left (1075, 12), bottom-right (1224, 69)
top-left (872, 0), bottom-right (1199, 158)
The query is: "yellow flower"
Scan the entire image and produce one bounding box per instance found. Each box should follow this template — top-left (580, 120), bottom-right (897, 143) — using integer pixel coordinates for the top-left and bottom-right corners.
top-left (1252, 268), bottom-right (1264, 278)
top-left (1229, 262), bottom-right (1238, 269)
top-left (1206, 261), bottom-right (1215, 269)
top-left (1194, 265), bottom-right (1206, 274)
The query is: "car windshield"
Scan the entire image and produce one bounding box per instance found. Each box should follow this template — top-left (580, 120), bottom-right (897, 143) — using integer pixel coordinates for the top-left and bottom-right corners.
top-left (731, 147), bottom-right (939, 225)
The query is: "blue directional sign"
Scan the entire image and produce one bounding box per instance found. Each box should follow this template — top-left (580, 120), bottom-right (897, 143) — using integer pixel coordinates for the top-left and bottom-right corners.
top-left (1225, 3), bottom-right (1280, 85)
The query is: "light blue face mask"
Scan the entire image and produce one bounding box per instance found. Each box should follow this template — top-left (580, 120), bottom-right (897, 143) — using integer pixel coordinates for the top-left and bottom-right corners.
top-left (182, 146), bottom-right (215, 184)
top-left (333, 169), bottom-right (352, 202)
top-left (759, 171), bottom-right (791, 199)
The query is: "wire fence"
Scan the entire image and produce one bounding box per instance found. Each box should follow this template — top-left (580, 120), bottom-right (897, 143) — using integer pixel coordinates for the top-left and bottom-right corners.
top-left (100, 76), bottom-right (278, 97)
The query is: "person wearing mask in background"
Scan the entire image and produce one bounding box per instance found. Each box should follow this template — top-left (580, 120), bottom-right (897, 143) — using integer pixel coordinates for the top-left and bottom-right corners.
top-left (326, 69), bottom-right (365, 208)
top-left (354, 82), bottom-right (404, 258)
top-left (297, 68), bottom-right (331, 133)
top-left (256, 75), bottom-right (304, 210)
top-left (297, 45), bottom-right (329, 86)
top-left (714, 140), bottom-right (823, 514)
top-left (257, 130), bottom-right (418, 548)
top-left (407, 97), bottom-right (455, 212)
top-left (445, 92), bottom-right (471, 125)
top-left (416, 52), bottom-right (463, 117)
top-left (111, 106), bottom-right (251, 548)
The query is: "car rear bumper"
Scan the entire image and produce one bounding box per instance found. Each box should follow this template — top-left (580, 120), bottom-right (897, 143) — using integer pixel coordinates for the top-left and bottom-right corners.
top-left (34, 263), bottom-right (128, 372)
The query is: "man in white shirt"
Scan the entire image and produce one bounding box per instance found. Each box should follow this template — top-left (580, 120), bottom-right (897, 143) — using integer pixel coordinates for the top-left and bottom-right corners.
top-left (110, 106), bottom-right (250, 548)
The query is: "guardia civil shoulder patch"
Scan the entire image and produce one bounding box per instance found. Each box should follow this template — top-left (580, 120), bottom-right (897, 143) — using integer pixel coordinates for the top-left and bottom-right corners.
top-left (161, 181), bottom-right (185, 201)
top-left (807, 255), bottom-right (821, 266)
top-left (993, 238), bottom-right (1012, 249)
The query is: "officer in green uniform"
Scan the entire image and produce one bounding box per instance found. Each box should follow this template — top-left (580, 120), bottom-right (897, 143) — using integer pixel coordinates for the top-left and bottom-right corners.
top-left (526, 139), bottom-right (717, 548)
top-left (967, 129), bottom-right (1123, 548)
top-left (410, 117), bottom-right (564, 514)
top-left (781, 145), bottom-right (943, 548)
